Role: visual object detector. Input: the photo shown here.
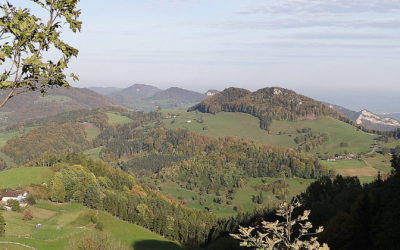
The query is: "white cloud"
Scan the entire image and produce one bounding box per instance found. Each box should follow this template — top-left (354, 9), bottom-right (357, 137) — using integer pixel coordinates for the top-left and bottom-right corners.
top-left (238, 0), bottom-right (400, 14)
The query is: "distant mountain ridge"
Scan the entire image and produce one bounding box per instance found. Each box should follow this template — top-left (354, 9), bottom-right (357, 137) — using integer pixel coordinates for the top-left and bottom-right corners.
top-left (107, 84), bottom-right (162, 108)
top-left (189, 87), bottom-right (346, 130)
top-left (92, 84), bottom-right (206, 110)
top-left (380, 112), bottom-right (400, 121)
top-left (88, 86), bottom-right (122, 96)
top-left (0, 87), bottom-right (114, 125)
top-left (324, 103), bottom-right (400, 131)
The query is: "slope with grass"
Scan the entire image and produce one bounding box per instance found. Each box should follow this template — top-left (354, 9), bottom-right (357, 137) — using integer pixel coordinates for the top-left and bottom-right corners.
top-left (1, 201), bottom-right (181, 250)
top-left (163, 111), bottom-right (376, 155)
top-left (159, 177), bottom-right (314, 217)
top-left (0, 167), bottom-right (53, 189)
top-left (162, 110), bottom-right (393, 185)
top-left (105, 112), bottom-right (133, 125)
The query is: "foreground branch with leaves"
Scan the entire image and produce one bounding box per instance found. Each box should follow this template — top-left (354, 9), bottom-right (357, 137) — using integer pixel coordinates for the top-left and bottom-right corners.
top-left (0, 0), bottom-right (81, 108)
top-left (230, 198), bottom-right (329, 250)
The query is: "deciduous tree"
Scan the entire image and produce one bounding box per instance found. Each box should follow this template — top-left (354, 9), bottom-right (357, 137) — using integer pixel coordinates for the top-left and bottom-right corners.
top-left (0, 0), bottom-right (81, 108)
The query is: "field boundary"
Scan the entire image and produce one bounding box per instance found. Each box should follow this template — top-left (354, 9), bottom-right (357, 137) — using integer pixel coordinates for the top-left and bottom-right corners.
top-left (0, 241), bottom-right (37, 249)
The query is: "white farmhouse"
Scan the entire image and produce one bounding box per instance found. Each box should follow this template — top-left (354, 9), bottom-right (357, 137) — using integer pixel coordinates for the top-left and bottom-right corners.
top-left (0, 190), bottom-right (28, 203)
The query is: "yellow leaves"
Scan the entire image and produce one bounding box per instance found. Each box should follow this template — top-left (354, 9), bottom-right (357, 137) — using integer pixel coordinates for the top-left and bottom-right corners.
top-left (0, 81), bottom-right (13, 89)
top-left (131, 184), bottom-right (147, 198)
top-left (23, 54), bottom-right (47, 68)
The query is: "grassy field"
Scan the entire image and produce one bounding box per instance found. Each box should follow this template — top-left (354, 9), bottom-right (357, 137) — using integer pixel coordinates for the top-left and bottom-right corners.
top-left (363, 153), bottom-right (393, 174)
top-left (84, 146), bottom-right (103, 160)
top-left (84, 126), bottom-right (101, 141)
top-left (1, 201), bottom-right (181, 250)
top-left (162, 111), bottom-right (376, 155)
top-left (0, 126), bottom-right (39, 148)
top-left (321, 159), bottom-right (378, 177)
top-left (159, 177), bottom-right (314, 217)
top-left (105, 112), bottom-right (133, 125)
top-left (0, 167), bottom-right (53, 189)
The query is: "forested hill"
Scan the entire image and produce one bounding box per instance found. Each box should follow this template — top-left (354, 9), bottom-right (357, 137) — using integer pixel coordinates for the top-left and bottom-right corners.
top-left (189, 87), bottom-right (349, 130)
top-left (0, 88), bottom-right (114, 125)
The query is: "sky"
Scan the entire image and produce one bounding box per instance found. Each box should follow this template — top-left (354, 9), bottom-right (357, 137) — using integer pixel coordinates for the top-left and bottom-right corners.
top-left (15, 0), bottom-right (400, 112)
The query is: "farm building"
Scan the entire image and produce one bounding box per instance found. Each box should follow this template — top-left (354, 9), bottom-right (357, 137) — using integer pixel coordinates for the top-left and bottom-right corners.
top-left (0, 190), bottom-right (28, 203)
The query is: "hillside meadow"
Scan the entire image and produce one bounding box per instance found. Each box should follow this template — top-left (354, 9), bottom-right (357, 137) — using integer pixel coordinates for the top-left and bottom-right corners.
top-left (0, 167), bottom-right (53, 189)
top-left (1, 201), bottom-right (181, 250)
top-left (162, 111), bottom-right (376, 155)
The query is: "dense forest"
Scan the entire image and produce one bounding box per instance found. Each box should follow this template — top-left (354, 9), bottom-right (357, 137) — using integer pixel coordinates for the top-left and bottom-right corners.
top-left (294, 154), bottom-right (400, 249)
top-left (92, 118), bottom-right (331, 195)
top-left (3, 122), bottom-right (87, 164)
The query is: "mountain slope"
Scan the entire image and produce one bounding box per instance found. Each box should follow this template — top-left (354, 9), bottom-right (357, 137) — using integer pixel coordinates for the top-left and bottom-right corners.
top-left (104, 85), bottom-right (206, 110)
top-left (356, 110), bottom-right (400, 131)
top-left (147, 87), bottom-right (205, 108)
top-left (189, 87), bottom-right (345, 130)
top-left (88, 86), bottom-right (122, 95)
top-left (324, 103), bottom-right (400, 131)
top-left (0, 88), bottom-right (114, 125)
top-left (381, 112), bottom-right (400, 121)
top-left (323, 102), bottom-right (360, 121)
top-left (108, 84), bottom-right (162, 107)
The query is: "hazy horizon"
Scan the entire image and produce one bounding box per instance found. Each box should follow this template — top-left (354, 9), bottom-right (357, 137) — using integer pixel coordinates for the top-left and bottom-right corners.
top-left (84, 82), bottom-right (398, 114)
top-left (15, 0), bottom-right (400, 112)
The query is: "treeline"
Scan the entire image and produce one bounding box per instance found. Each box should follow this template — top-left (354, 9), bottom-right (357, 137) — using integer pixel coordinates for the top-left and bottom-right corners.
top-left (1, 108), bottom-right (163, 165)
top-left (297, 154), bottom-right (400, 250)
top-left (294, 129), bottom-right (329, 152)
top-left (46, 153), bottom-right (217, 246)
top-left (2, 123), bottom-right (87, 164)
top-left (28, 153), bottom-right (278, 248)
top-left (189, 87), bottom-right (346, 130)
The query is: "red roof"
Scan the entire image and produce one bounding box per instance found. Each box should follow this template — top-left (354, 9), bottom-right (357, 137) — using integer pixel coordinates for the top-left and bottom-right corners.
top-left (0, 190), bottom-right (26, 198)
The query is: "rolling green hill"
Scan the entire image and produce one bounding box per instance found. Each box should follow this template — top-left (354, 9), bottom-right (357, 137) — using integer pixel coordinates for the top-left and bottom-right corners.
top-left (188, 87), bottom-right (347, 130)
top-left (1, 201), bottom-right (181, 250)
top-left (162, 110), bottom-right (397, 182)
top-left (163, 110), bottom-right (376, 155)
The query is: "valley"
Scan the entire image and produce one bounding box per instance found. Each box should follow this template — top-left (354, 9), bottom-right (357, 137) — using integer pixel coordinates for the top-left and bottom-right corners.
top-left (0, 87), bottom-right (397, 249)
top-left (1, 1), bottom-right (400, 248)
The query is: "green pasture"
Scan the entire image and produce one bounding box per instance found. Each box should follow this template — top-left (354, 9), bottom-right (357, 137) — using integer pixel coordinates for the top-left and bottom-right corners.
top-left (0, 167), bottom-right (53, 189)
top-left (105, 112), bottom-right (133, 125)
top-left (1, 201), bottom-right (181, 250)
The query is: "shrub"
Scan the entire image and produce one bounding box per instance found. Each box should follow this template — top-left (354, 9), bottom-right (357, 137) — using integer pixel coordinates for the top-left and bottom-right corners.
top-left (7, 200), bottom-right (20, 212)
top-left (23, 209), bottom-right (33, 220)
top-left (68, 232), bottom-right (128, 250)
top-left (95, 222), bottom-right (104, 231)
top-left (26, 195), bottom-right (36, 205)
